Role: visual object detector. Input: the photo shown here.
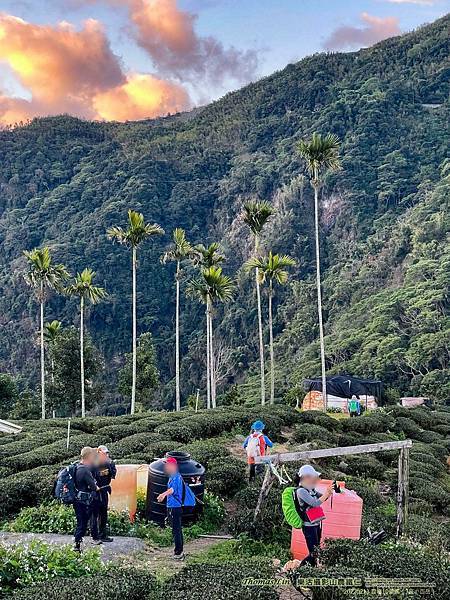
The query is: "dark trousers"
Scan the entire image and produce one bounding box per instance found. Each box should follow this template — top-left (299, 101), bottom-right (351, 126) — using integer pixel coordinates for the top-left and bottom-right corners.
top-left (168, 507), bottom-right (184, 556)
top-left (74, 500), bottom-right (95, 544)
top-left (249, 464), bottom-right (263, 481)
top-left (91, 490), bottom-right (109, 539)
top-left (301, 524), bottom-right (322, 567)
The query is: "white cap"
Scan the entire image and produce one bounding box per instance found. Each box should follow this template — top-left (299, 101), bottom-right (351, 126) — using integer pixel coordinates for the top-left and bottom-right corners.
top-left (298, 465), bottom-right (321, 478)
top-left (98, 445), bottom-right (109, 454)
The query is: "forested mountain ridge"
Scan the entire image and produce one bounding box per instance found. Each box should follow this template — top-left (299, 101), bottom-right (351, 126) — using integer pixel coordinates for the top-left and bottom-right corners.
top-left (0, 15), bottom-right (448, 410)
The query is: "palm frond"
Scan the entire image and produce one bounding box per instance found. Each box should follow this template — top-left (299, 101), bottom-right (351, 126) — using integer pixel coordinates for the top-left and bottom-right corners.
top-left (298, 132), bottom-right (341, 179)
top-left (245, 251), bottom-right (295, 287)
top-left (107, 210), bottom-right (164, 248)
top-left (241, 201), bottom-right (274, 235)
top-left (66, 268), bottom-right (107, 304)
top-left (161, 228), bottom-right (194, 264)
top-left (23, 247), bottom-right (70, 292)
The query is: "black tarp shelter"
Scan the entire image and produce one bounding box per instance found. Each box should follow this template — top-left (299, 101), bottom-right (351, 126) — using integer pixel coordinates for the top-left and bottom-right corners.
top-left (303, 375), bottom-right (382, 401)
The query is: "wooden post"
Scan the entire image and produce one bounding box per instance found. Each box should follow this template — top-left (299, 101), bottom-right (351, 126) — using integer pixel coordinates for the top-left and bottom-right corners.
top-left (253, 465), bottom-right (276, 525)
top-left (396, 448), bottom-right (405, 538)
top-left (403, 447), bottom-right (410, 532)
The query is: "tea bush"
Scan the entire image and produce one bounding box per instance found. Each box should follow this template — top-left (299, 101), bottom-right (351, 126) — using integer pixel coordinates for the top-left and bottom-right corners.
top-left (0, 433), bottom-right (109, 473)
top-left (295, 410), bottom-right (341, 431)
top-left (109, 432), bottom-right (160, 458)
top-left (0, 540), bottom-right (103, 595)
top-left (163, 561), bottom-right (279, 599)
top-left (0, 465), bottom-right (58, 518)
top-left (320, 539), bottom-right (450, 600)
top-left (206, 456), bottom-right (247, 498)
top-left (182, 439), bottom-right (231, 467)
top-left (292, 423), bottom-right (338, 445)
top-left (11, 566), bottom-right (158, 600)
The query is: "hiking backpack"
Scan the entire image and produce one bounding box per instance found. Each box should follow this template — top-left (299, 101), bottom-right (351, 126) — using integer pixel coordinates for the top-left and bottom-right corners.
top-left (54, 463), bottom-right (78, 504)
top-left (281, 486), bottom-right (304, 529)
top-left (246, 432), bottom-right (263, 459)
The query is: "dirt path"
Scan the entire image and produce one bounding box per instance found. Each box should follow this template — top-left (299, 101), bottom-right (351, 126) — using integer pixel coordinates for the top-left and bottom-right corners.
top-left (0, 532), bottom-right (228, 576)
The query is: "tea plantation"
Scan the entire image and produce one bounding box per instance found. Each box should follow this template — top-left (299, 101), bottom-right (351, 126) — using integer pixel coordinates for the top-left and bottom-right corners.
top-left (1, 405), bottom-right (450, 599)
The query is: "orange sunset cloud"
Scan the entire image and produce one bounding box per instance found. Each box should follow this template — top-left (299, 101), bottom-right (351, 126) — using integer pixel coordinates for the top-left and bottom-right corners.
top-left (0, 12), bottom-right (191, 126)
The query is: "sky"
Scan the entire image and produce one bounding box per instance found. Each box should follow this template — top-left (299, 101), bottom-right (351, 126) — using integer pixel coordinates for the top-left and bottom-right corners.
top-left (0, 0), bottom-right (447, 125)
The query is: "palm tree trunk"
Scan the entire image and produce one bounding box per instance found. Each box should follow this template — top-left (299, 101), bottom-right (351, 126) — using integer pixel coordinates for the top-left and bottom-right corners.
top-left (209, 309), bottom-right (216, 409)
top-left (131, 246), bottom-right (137, 415)
top-left (255, 236), bottom-right (265, 405)
top-left (268, 281), bottom-right (275, 405)
top-left (206, 301), bottom-right (211, 410)
top-left (80, 296), bottom-right (85, 418)
top-left (40, 282), bottom-right (45, 420)
top-left (175, 261), bottom-right (181, 412)
top-left (313, 175), bottom-right (327, 412)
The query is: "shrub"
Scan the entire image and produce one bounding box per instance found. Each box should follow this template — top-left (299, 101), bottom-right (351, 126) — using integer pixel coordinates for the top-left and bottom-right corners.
top-left (415, 430), bottom-right (444, 444)
top-left (182, 439), bottom-right (230, 467)
top-left (342, 412), bottom-right (395, 435)
top-left (7, 501), bottom-right (75, 534)
top-left (409, 478), bottom-right (450, 512)
top-left (95, 423), bottom-right (137, 441)
top-left (340, 455), bottom-right (386, 479)
top-left (296, 411), bottom-right (340, 431)
top-left (0, 465), bottom-right (58, 518)
top-left (319, 539), bottom-right (450, 600)
top-left (0, 430), bottom-right (68, 459)
top-left (0, 540), bottom-right (103, 595)
top-left (228, 485), bottom-right (290, 545)
top-left (110, 432), bottom-right (160, 458)
top-left (292, 423), bottom-right (338, 445)
top-left (0, 433), bottom-right (109, 473)
top-left (345, 477), bottom-right (386, 508)
top-left (394, 416), bottom-right (422, 437)
top-left (164, 561), bottom-right (279, 599)
top-left (12, 566), bottom-right (158, 600)
top-left (206, 456), bottom-right (247, 498)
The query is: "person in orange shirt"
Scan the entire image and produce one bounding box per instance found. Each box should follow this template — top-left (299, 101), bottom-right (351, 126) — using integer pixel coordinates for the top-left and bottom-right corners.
top-left (243, 420), bottom-right (273, 481)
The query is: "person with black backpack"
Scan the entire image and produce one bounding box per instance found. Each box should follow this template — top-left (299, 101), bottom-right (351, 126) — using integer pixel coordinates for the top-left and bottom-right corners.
top-left (73, 446), bottom-right (101, 552)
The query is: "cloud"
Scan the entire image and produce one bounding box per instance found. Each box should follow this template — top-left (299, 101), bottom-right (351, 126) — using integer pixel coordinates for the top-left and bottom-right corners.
top-left (0, 13), bottom-right (191, 125)
top-left (112, 0), bottom-right (258, 85)
top-left (323, 12), bottom-right (401, 51)
top-left (93, 73), bottom-right (190, 121)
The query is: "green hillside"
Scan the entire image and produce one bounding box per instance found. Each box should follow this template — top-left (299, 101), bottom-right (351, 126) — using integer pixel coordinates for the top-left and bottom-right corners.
top-left (0, 15), bottom-right (448, 410)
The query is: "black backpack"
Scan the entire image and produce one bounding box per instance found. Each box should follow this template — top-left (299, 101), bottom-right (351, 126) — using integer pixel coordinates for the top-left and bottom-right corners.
top-left (54, 463), bottom-right (78, 504)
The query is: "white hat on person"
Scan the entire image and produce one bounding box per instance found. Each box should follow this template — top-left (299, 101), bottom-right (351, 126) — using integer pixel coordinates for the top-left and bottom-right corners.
top-left (98, 445), bottom-right (109, 454)
top-left (298, 465), bottom-right (321, 478)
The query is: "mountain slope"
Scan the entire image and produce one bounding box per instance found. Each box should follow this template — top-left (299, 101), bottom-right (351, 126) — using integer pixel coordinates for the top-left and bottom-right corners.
top-left (0, 15), bottom-right (448, 407)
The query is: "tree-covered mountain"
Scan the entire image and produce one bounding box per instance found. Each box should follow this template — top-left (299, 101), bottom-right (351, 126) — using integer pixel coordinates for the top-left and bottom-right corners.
top-left (0, 15), bottom-right (448, 411)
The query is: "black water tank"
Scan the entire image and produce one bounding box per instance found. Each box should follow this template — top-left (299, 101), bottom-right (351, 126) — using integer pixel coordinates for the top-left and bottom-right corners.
top-left (146, 450), bottom-right (205, 525)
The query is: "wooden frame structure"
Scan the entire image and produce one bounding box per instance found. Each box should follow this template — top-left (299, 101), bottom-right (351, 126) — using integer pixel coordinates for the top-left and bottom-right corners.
top-left (254, 439), bottom-right (412, 538)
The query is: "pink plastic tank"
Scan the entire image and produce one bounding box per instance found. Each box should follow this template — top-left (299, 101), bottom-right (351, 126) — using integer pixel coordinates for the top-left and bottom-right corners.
top-left (290, 479), bottom-right (363, 561)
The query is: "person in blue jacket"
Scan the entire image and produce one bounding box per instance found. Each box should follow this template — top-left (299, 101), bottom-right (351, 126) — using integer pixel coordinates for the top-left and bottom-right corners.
top-left (243, 420), bottom-right (273, 481)
top-left (156, 456), bottom-right (196, 560)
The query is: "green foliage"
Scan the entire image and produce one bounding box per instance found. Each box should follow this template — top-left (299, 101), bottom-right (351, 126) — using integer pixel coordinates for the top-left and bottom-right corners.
top-left (0, 18), bottom-right (448, 405)
top-left (292, 423), bottom-right (338, 445)
top-left (11, 566), bottom-right (157, 600)
top-left (0, 374), bottom-right (18, 417)
top-left (47, 326), bottom-right (104, 415)
top-left (118, 333), bottom-right (160, 409)
top-left (0, 540), bottom-right (103, 595)
top-left (163, 561), bottom-right (278, 599)
top-left (319, 539), bottom-right (450, 600)
top-left (206, 456), bottom-right (247, 498)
